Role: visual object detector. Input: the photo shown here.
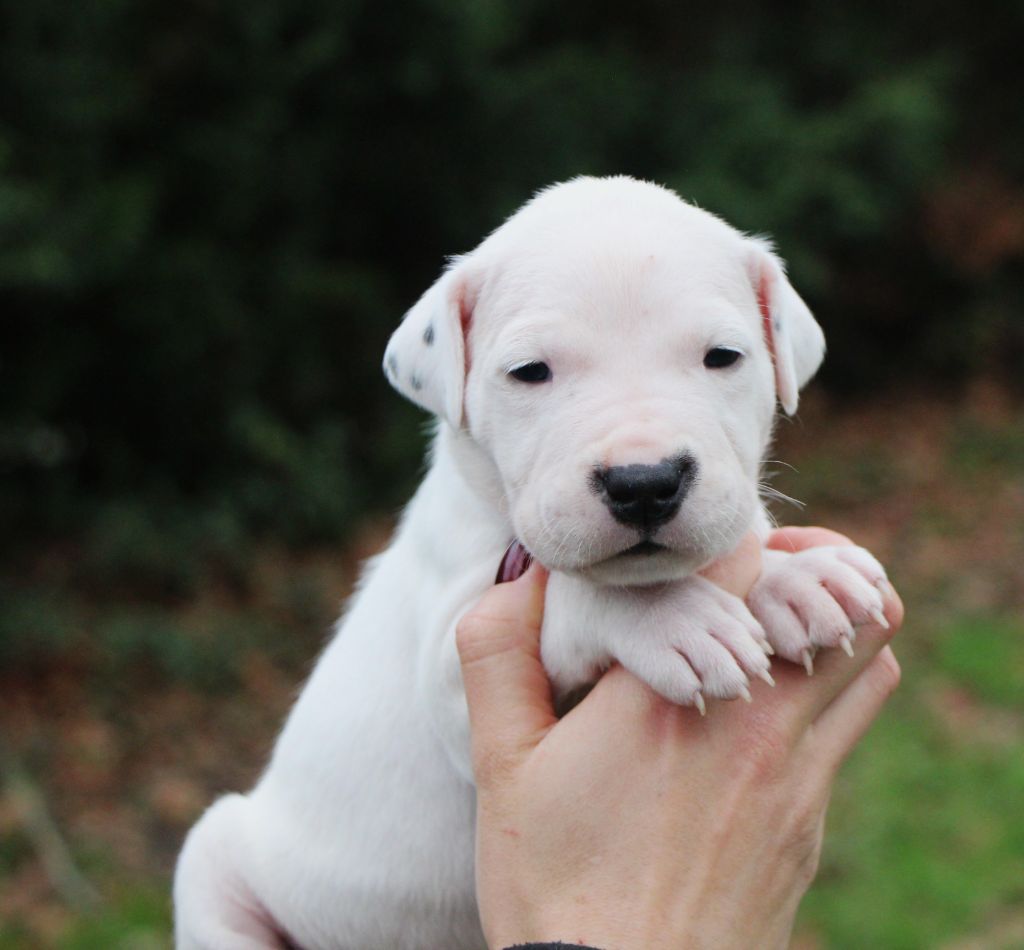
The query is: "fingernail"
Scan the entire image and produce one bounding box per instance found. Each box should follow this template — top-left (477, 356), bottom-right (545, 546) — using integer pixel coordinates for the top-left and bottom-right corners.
top-left (801, 649), bottom-right (815, 676)
top-left (757, 669), bottom-right (776, 687)
top-left (694, 692), bottom-right (707, 716)
top-left (839, 635), bottom-right (855, 657)
top-left (496, 540), bottom-right (533, 584)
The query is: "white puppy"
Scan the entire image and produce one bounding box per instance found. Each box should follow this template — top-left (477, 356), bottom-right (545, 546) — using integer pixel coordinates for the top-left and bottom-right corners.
top-left (174, 176), bottom-right (889, 949)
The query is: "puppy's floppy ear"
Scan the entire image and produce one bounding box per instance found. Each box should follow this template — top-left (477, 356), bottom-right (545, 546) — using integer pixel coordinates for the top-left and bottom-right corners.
top-left (747, 240), bottom-right (826, 415)
top-left (383, 256), bottom-right (478, 426)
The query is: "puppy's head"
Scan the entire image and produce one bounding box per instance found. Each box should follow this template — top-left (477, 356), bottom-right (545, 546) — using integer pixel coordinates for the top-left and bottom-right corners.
top-left (385, 177), bottom-right (825, 586)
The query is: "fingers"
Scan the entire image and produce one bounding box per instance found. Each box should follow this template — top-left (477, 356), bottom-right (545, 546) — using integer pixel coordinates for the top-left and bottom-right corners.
top-left (700, 531), bottom-right (764, 599)
top-left (456, 563), bottom-right (555, 765)
top-left (811, 647), bottom-right (902, 773)
top-left (767, 526), bottom-right (854, 552)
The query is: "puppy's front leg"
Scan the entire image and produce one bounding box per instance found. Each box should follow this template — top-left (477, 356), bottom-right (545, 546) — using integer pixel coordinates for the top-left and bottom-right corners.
top-left (542, 572), bottom-right (773, 712)
top-left (416, 562), bottom-right (498, 783)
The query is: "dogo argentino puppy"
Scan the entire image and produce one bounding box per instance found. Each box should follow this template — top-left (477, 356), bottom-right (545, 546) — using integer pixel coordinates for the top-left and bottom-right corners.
top-left (174, 176), bottom-right (890, 950)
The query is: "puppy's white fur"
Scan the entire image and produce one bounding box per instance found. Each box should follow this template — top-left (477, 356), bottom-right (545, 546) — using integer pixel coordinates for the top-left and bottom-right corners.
top-left (174, 177), bottom-right (887, 949)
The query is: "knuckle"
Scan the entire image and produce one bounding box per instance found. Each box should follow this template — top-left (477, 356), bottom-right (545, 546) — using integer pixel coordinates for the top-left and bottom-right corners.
top-left (471, 745), bottom-right (514, 788)
top-left (454, 612), bottom-right (482, 650)
top-left (456, 606), bottom-right (538, 667)
top-left (734, 717), bottom-right (791, 781)
top-left (455, 612), bottom-right (499, 661)
top-left (779, 792), bottom-right (827, 887)
top-left (792, 829), bottom-right (824, 889)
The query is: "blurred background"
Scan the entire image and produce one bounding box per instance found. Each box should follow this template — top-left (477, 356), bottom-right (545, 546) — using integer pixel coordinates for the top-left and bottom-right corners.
top-left (2, 1), bottom-right (1023, 946)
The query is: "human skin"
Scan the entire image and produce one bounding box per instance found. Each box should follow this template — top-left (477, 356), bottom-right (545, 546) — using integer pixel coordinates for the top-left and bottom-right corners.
top-left (456, 527), bottom-right (904, 950)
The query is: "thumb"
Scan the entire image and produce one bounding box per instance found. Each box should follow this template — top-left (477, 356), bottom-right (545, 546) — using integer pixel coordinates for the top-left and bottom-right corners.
top-left (699, 530), bottom-right (763, 599)
top-left (456, 563), bottom-right (555, 769)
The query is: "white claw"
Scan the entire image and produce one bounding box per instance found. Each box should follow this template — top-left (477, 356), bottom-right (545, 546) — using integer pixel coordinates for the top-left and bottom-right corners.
top-left (694, 692), bottom-right (707, 717)
top-left (869, 608), bottom-right (890, 630)
top-left (801, 649), bottom-right (815, 676)
top-left (839, 635), bottom-right (855, 657)
top-left (757, 669), bottom-right (776, 688)
top-left (739, 685), bottom-right (752, 704)
top-left (762, 641), bottom-right (775, 656)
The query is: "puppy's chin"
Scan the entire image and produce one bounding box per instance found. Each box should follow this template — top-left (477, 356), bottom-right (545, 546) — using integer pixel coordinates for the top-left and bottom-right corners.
top-left (576, 547), bottom-right (700, 588)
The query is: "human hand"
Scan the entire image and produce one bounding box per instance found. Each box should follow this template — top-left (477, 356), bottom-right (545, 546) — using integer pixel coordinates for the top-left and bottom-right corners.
top-left (457, 527), bottom-right (903, 950)
top-left (698, 527), bottom-right (764, 598)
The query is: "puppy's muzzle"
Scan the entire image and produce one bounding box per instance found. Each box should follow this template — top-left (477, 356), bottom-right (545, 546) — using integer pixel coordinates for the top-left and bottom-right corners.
top-left (592, 454), bottom-right (697, 531)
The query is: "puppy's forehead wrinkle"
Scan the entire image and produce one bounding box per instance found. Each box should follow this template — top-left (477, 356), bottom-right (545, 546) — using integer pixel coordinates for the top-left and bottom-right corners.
top-left (472, 180), bottom-right (754, 307)
top-left (478, 257), bottom-right (758, 354)
top-left (490, 310), bottom-right (571, 351)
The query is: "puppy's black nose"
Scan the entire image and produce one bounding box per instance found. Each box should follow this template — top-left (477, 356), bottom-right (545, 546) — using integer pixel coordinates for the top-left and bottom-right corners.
top-left (593, 456), bottom-right (697, 530)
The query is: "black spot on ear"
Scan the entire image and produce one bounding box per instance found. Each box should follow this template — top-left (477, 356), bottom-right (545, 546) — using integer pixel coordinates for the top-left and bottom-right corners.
top-left (387, 355), bottom-right (399, 376)
top-left (410, 373), bottom-right (423, 391)
top-left (423, 324), bottom-right (435, 346)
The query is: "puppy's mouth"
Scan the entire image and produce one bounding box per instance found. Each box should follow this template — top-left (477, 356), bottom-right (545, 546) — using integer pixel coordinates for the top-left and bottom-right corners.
top-left (581, 534), bottom-right (693, 588)
top-left (618, 539), bottom-right (668, 557)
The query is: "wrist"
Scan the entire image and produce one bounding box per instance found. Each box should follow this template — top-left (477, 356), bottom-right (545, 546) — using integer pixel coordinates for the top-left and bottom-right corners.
top-left (486, 912), bottom-right (657, 950)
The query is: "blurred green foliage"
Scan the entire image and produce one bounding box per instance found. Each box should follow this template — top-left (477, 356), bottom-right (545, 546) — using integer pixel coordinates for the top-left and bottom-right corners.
top-left (805, 680), bottom-right (1024, 948)
top-left (938, 615), bottom-right (1024, 708)
top-left (0, 885), bottom-right (171, 949)
top-left (2, 0), bottom-right (1023, 563)
top-left (802, 614), bottom-right (1024, 947)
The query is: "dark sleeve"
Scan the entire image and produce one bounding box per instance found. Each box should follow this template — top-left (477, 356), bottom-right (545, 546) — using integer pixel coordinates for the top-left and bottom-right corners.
top-left (503, 944), bottom-right (604, 950)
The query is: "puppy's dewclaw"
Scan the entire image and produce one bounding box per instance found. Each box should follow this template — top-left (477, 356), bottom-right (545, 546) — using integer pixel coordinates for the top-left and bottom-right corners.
top-left (175, 176), bottom-right (890, 950)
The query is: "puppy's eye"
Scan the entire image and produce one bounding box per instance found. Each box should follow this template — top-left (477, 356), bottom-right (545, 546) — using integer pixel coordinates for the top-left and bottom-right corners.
top-left (508, 361), bottom-right (552, 383)
top-left (703, 347), bottom-right (743, 369)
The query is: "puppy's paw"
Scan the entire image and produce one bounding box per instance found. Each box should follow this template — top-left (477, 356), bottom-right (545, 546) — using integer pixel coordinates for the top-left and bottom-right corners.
top-left (747, 545), bottom-right (890, 672)
top-left (612, 577), bottom-right (773, 713)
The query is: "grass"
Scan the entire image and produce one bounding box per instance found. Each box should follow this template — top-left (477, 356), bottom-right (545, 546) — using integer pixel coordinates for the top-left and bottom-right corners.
top-left (0, 887), bottom-right (171, 950)
top-left (1, 393), bottom-right (1023, 948)
top-left (799, 615), bottom-right (1024, 948)
top-left (937, 616), bottom-right (1024, 708)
